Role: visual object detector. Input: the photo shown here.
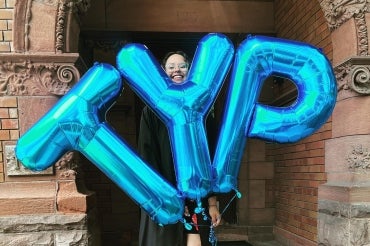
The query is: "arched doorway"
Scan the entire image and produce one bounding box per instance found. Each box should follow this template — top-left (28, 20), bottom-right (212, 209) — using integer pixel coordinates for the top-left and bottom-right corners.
top-left (77, 1), bottom-right (275, 245)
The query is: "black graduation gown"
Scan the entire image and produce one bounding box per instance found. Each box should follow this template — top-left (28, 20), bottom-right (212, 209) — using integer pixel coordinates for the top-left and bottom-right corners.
top-left (137, 106), bottom-right (217, 246)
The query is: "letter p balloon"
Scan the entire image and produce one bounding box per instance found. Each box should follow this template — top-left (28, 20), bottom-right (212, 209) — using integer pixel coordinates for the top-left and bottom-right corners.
top-left (212, 35), bottom-right (337, 193)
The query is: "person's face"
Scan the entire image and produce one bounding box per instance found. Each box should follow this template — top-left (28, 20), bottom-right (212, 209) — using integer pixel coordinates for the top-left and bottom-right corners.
top-left (164, 54), bottom-right (189, 84)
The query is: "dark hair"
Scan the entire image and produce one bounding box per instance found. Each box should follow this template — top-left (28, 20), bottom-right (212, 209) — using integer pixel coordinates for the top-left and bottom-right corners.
top-left (161, 51), bottom-right (189, 67)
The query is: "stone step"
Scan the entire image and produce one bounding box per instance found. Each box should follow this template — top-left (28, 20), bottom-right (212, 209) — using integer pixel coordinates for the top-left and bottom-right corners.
top-left (0, 181), bottom-right (56, 215)
top-left (0, 181), bottom-right (95, 215)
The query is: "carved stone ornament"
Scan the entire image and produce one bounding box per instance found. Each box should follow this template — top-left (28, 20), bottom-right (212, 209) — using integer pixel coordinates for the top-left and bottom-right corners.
top-left (335, 56), bottom-right (370, 94)
top-left (0, 54), bottom-right (81, 96)
top-left (5, 144), bottom-right (53, 176)
top-left (320, 0), bottom-right (369, 30)
top-left (55, 151), bottom-right (79, 179)
top-left (4, 140), bottom-right (80, 178)
top-left (347, 144), bottom-right (370, 171)
top-left (16, 0), bottom-right (90, 53)
top-left (56, 0), bottom-right (91, 53)
top-left (320, 0), bottom-right (369, 56)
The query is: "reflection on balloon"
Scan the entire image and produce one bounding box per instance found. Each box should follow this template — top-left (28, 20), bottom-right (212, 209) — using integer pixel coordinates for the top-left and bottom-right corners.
top-left (117, 33), bottom-right (235, 203)
top-left (15, 63), bottom-right (184, 225)
top-left (15, 33), bottom-right (337, 227)
top-left (212, 35), bottom-right (337, 194)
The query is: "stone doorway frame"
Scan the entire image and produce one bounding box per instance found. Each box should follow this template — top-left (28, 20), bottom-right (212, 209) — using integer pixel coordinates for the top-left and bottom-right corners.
top-left (3, 0), bottom-right (370, 245)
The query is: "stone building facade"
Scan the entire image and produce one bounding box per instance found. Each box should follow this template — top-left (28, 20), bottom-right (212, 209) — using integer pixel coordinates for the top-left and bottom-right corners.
top-left (0, 0), bottom-right (369, 245)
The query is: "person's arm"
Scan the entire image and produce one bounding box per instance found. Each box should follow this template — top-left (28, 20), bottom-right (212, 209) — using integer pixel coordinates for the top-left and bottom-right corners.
top-left (208, 196), bottom-right (221, 227)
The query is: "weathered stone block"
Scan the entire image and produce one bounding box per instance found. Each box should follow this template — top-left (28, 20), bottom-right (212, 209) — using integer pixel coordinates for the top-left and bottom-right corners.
top-left (0, 232), bottom-right (54, 246)
top-left (0, 213), bottom-right (99, 246)
top-left (4, 143), bottom-right (53, 176)
top-left (319, 200), bottom-right (370, 245)
top-left (55, 231), bottom-right (89, 245)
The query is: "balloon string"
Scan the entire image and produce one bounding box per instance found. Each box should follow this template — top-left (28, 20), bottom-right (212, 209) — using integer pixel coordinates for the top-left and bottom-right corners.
top-left (219, 190), bottom-right (240, 217)
top-left (183, 190), bottom-right (241, 246)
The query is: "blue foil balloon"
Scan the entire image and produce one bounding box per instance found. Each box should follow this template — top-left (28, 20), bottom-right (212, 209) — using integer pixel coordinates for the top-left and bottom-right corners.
top-left (15, 33), bottom-right (337, 224)
top-left (15, 63), bottom-right (184, 225)
top-left (212, 35), bottom-right (337, 193)
top-left (117, 33), bottom-right (234, 202)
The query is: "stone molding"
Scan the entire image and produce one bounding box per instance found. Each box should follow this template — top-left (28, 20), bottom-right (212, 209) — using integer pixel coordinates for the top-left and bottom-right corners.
top-left (0, 53), bottom-right (81, 96)
top-left (14, 0), bottom-right (91, 53)
top-left (334, 56), bottom-right (370, 96)
top-left (56, 0), bottom-right (91, 53)
top-left (320, 0), bottom-right (369, 56)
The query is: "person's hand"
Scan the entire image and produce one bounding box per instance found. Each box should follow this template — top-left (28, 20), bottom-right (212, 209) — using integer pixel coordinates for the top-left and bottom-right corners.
top-left (208, 205), bottom-right (221, 227)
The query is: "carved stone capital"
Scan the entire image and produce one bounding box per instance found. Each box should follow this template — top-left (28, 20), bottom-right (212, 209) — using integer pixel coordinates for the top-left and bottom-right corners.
top-left (334, 56), bottom-right (370, 96)
top-left (320, 0), bottom-right (369, 55)
top-left (320, 0), bottom-right (369, 30)
top-left (0, 53), bottom-right (81, 96)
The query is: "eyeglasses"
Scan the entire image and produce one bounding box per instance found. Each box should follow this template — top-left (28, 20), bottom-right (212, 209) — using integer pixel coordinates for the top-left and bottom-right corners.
top-left (165, 63), bottom-right (189, 72)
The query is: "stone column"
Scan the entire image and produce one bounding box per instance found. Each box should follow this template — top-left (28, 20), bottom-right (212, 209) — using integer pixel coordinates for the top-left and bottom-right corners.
top-left (0, 52), bottom-right (99, 246)
top-left (0, 1), bottom-right (98, 245)
top-left (318, 1), bottom-right (370, 244)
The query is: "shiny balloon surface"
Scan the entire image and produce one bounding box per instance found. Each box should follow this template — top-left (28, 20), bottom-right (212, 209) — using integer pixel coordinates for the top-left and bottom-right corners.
top-left (15, 34), bottom-right (337, 225)
top-left (15, 63), bottom-right (184, 225)
top-left (212, 35), bottom-right (337, 193)
top-left (117, 33), bottom-right (234, 201)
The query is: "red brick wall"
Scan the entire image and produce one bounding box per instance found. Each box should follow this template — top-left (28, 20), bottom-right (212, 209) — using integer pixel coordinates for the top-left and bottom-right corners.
top-left (271, 0), bottom-right (333, 244)
top-left (0, 0), bottom-right (15, 181)
top-left (0, 97), bottom-right (18, 183)
top-left (0, 0), bottom-right (13, 52)
top-left (275, 0), bottom-right (332, 59)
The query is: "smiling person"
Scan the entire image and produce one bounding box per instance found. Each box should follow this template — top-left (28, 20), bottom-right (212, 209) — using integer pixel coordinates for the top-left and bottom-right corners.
top-left (163, 51), bottom-right (189, 83)
top-left (138, 51), bottom-right (220, 246)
